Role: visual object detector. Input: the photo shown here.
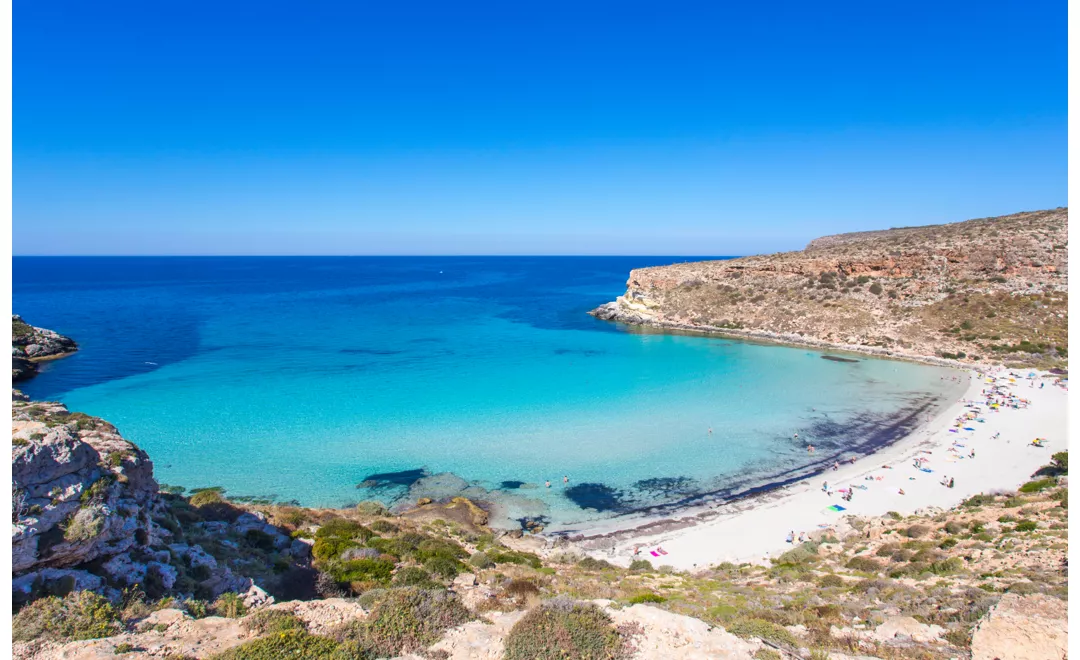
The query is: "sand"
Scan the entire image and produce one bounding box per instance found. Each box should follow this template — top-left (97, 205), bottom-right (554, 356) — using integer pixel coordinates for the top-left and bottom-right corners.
top-left (585, 367), bottom-right (1069, 571)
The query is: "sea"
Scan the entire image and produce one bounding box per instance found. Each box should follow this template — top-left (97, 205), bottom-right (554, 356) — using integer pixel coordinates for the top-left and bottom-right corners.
top-left (13, 256), bottom-right (967, 532)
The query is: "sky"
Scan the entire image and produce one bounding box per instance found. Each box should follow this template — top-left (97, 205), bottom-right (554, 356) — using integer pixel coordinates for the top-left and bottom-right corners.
top-left (14, 1), bottom-right (1067, 255)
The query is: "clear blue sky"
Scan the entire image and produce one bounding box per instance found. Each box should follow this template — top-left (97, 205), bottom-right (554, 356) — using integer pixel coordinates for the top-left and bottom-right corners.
top-left (14, 1), bottom-right (1066, 255)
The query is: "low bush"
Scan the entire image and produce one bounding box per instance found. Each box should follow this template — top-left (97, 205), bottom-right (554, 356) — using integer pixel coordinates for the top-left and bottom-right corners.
top-left (905, 524), bottom-right (932, 538)
top-left (774, 543), bottom-right (819, 566)
top-left (467, 552), bottom-right (494, 569)
top-left (939, 537), bottom-right (958, 550)
top-left (628, 559), bottom-right (652, 572)
top-left (503, 599), bottom-right (627, 660)
top-left (961, 494), bottom-right (994, 508)
top-left (505, 579), bottom-right (541, 599)
top-left (391, 567), bottom-right (437, 588)
top-left (818, 574), bottom-right (845, 588)
top-left (944, 521), bottom-right (964, 534)
top-left (487, 549), bottom-right (542, 569)
top-left (1018, 479), bottom-right (1055, 493)
top-left (210, 629), bottom-right (341, 659)
top-left (576, 557), bottom-right (616, 571)
top-left (1014, 520), bottom-right (1038, 532)
top-left (315, 518), bottom-right (375, 542)
top-left (325, 558), bottom-right (395, 585)
top-left (423, 556), bottom-right (463, 579)
top-left (311, 536), bottom-right (360, 563)
top-left (335, 587), bottom-right (473, 657)
top-left (845, 557), bottom-right (882, 573)
top-left (355, 501), bottom-right (389, 516)
top-left (727, 618), bottom-right (798, 647)
top-left (627, 592), bottom-right (665, 604)
top-left (13, 591), bottom-right (121, 642)
top-left (212, 592), bottom-right (248, 619)
top-left (190, 490), bottom-right (226, 507)
top-left (368, 519), bottom-right (398, 534)
top-left (243, 610), bottom-right (305, 636)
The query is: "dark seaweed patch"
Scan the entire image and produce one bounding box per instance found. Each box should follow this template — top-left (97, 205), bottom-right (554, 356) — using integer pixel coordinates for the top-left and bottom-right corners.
top-left (500, 480), bottom-right (526, 490)
top-left (357, 468), bottom-right (428, 489)
top-left (633, 476), bottom-right (697, 498)
top-left (565, 482), bottom-right (631, 513)
top-left (821, 355), bottom-right (859, 363)
top-left (517, 514), bottom-right (550, 531)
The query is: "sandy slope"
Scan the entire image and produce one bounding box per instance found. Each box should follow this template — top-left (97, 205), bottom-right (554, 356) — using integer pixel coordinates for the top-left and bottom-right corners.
top-left (592, 368), bottom-right (1069, 570)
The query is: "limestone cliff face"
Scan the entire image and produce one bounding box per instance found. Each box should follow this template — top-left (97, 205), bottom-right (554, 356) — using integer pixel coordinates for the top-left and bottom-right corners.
top-left (592, 208), bottom-right (1068, 367)
top-left (11, 399), bottom-right (275, 605)
top-left (12, 315), bottom-right (78, 382)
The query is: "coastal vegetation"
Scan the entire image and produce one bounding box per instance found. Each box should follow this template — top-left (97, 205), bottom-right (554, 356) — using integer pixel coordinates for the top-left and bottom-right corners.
top-left (12, 407), bottom-right (1068, 659)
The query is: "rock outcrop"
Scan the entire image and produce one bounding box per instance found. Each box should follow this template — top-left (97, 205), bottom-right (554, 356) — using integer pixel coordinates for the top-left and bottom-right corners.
top-left (591, 208), bottom-right (1068, 368)
top-left (11, 400), bottom-right (275, 605)
top-left (971, 593), bottom-right (1068, 660)
top-left (12, 315), bottom-right (78, 382)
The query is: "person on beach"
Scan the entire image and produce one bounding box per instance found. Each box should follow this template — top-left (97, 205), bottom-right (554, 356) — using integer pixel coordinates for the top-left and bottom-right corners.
top-left (807, 444), bottom-right (815, 454)
top-left (948, 478), bottom-right (955, 488)
top-left (786, 531), bottom-right (795, 543)
top-left (833, 461), bottom-right (840, 471)
top-left (969, 449), bottom-right (975, 459)
top-left (798, 532), bottom-right (806, 542)
top-left (898, 488), bottom-right (906, 495)
top-left (822, 481), bottom-right (828, 492)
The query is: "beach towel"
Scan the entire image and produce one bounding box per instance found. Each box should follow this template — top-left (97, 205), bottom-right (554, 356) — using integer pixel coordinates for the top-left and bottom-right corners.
top-left (963, 427), bottom-right (975, 431)
top-left (920, 468), bottom-right (934, 473)
top-left (657, 548), bottom-right (668, 555)
top-left (826, 504), bottom-right (846, 512)
top-left (650, 551), bottom-right (660, 557)
top-left (855, 485), bottom-right (868, 490)
top-left (948, 429), bottom-right (959, 433)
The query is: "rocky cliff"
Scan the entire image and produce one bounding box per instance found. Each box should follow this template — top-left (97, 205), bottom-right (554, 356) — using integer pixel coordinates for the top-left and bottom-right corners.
top-left (12, 315), bottom-right (78, 382)
top-left (11, 398), bottom-right (296, 608)
top-left (592, 208), bottom-right (1068, 368)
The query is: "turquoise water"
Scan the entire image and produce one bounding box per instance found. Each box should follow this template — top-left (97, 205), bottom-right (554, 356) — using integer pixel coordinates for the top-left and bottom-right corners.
top-left (13, 257), bottom-right (965, 530)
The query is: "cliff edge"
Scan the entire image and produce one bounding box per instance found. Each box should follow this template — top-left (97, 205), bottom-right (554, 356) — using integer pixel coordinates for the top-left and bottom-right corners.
top-left (591, 208), bottom-right (1068, 368)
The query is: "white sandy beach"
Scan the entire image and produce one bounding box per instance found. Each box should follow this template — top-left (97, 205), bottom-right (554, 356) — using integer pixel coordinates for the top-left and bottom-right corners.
top-left (583, 367), bottom-right (1069, 571)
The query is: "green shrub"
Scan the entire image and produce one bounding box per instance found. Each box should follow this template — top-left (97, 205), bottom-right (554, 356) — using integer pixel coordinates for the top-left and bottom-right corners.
top-left (1019, 479), bottom-right (1055, 493)
top-left (576, 556), bottom-right (615, 571)
top-left (486, 548), bottom-right (541, 569)
top-left (212, 593), bottom-right (247, 619)
top-left (423, 556), bottom-right (463, 579)
top-left (845, 557), bottom-right (882, 573)
top-left (391, 567), bottom-right (436, 588)
top-left (335, 587), bottom-right (473, 657)
top-left (311, 536), bottom-right (360, 563)
top-left (63, 507), bottom-right (105, 542)
top-left (114, 642), bottom-right (136, 654)
top-left (243, 610), bottom-right (305, 636)
top-left (467, 552), bottom-right (494, 569)
top-left (368, 519), bottom-right (398, 534)
top-left (1051, 452), bottom-right (1068, 473)
top-left (315, 518), bottom-right (374, 542)
top-left (818, 574), bottom-right (845, 588)
top-left (189, 490), bottom-right (226, 507)
top-left (628, 592), bottom-right (666, 604)
top-left (774, 543), bottom-right (819, 566)
top-left (939, 537), bottom-right (958, 550)
top-left (727, 618), bottom-right (798, 647)
top-left (211, 629), bottom-right (341, 659)
top-left (505, 579), bottom-right (541, 599)
top-left (503, 599), bottom-right (626, 660)
top-left (927, 558), bottom-right (964, 575)
top-left (13, 591), bottom-right (121, 642)
top-left (1015, 520), bottom-right (1038, 532)
top-left (326, 558), bottom-right (395, 584)
top-left (905, 524), bottom-right (931, 538)
top-left (183, 599), bottom-right (210, 619)
top-left (628, 559), bottom-right (653, 572)
top-left (961, 494), bottom-right (994, 508)
top-left (869, 283), bottom-right (883, 295)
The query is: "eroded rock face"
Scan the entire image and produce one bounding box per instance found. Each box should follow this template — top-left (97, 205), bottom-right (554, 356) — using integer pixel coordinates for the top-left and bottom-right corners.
top-left (12, 315), bottom-right (78, 382)
top-left (12, 401), bottom-right (160, 579)
top-left (971, 593), bottom-right (1068, 660)
top-left (590, 208), bottom-right (1068, 368)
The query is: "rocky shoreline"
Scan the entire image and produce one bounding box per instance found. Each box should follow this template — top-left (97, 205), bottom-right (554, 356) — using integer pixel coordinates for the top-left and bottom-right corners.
top-left (589, 300), bottom-right (970, 369)
top-left (12, 315), bottom-right (78, 382)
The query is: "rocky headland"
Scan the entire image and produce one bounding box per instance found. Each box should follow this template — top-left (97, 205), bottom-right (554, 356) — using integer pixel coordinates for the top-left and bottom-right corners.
top-left (591, 208), bottom-right (1068, 369)
top-left (12, 315), bottom-right (78, 382)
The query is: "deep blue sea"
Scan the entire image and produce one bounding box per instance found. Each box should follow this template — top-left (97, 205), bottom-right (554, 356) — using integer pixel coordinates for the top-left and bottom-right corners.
top-left (13, 257), bottom-right (965, 531)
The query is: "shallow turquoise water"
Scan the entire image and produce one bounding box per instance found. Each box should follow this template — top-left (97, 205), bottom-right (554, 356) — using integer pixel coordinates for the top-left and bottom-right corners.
top-left (14, 257), bottom-right (965, 530)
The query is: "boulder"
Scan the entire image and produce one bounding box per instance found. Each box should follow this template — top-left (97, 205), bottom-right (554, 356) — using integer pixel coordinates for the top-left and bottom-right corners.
top-left (873, 616), bottom-right (944, 643)
top-left (971, 594), bottom-right (1068, 660)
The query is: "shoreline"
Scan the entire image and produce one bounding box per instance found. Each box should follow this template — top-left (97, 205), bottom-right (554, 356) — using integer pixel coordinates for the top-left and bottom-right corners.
top-left (562, 366), bottom-right (1068, 571)
top-left (591, 304), bottom-right (991, 370)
